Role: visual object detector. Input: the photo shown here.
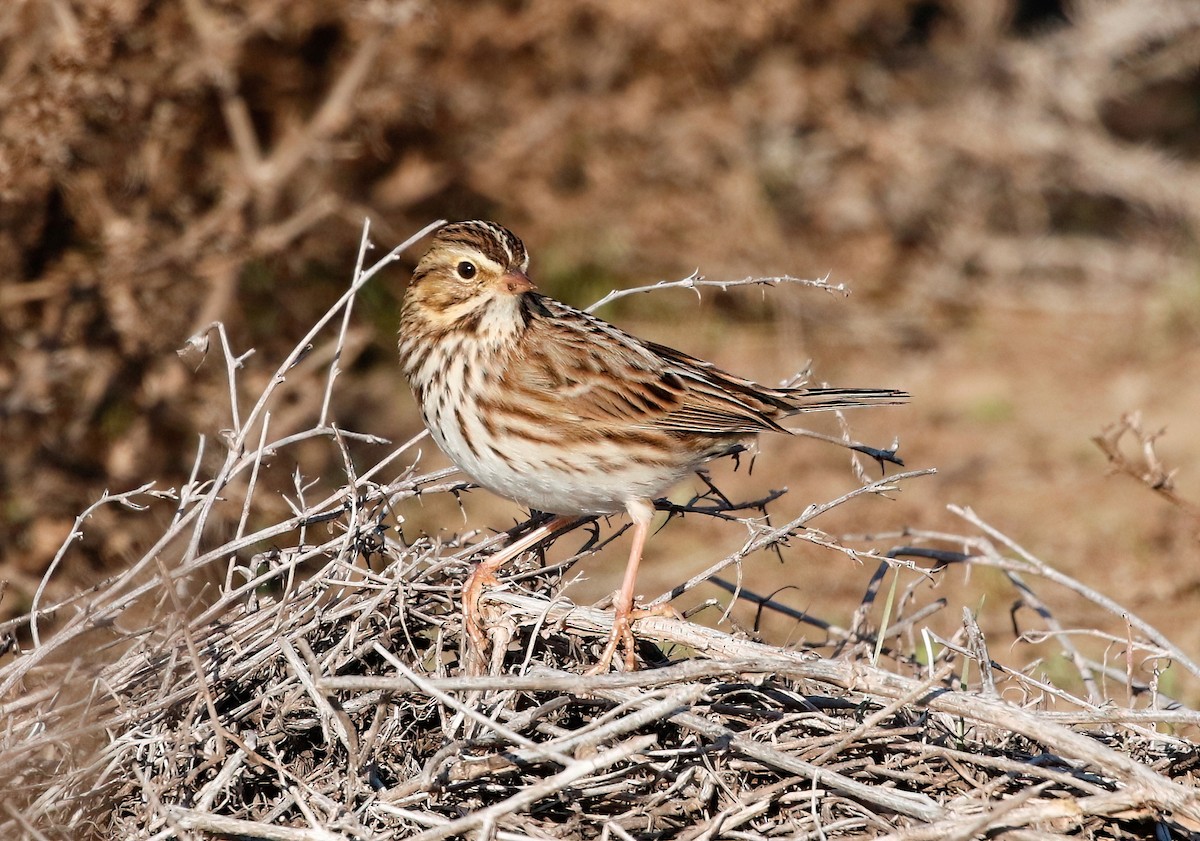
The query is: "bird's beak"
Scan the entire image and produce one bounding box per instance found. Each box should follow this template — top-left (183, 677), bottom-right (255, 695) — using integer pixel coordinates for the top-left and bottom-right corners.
top-left (501, 270), bottom-right (536, 295)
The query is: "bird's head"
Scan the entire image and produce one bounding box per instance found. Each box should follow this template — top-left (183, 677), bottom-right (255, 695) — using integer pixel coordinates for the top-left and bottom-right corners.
top-left (404, 221), bottom-right (536, 329)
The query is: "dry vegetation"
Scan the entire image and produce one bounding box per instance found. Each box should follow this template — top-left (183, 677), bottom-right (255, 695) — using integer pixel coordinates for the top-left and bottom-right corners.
top-left (3, 0), bottom-right (1200, 837)
top-left (4, 240), bottom-right (1199, 838)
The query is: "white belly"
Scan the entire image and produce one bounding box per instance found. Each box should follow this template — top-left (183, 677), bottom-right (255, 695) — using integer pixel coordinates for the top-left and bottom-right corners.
top-left (427, 410), bottom-right (686, 516)
top-left (420, 357), bottom-right (686, 516)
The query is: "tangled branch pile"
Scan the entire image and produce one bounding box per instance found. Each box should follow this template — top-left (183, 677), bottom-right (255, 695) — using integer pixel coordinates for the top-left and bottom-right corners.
top-left (3, 232), bottom-right (1198, 839)
top-left (5, 0), bottom-right (1200, 604)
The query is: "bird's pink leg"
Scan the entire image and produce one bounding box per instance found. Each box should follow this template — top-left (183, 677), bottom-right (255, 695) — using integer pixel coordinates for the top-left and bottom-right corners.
top-left (588, 499), bottom-right (654, 673)
top-left (464, 515), bottom-right (575, 655)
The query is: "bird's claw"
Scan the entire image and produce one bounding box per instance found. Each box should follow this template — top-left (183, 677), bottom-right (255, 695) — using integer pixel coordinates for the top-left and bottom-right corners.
top-left (586, 601), bottom-right (678, 674)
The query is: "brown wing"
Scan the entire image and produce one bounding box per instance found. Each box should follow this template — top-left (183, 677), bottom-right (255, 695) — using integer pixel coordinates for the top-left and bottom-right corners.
top-left (504, 295), bottom-right (791, 435)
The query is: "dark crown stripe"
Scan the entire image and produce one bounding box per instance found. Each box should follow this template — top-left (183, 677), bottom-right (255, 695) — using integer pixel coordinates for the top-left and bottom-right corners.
top-left (435, 220), bottom-right (529, 271)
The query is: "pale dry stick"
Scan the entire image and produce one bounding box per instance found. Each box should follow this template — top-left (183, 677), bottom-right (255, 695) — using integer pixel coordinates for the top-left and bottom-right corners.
top-left (129, 764), bottom-right (183, 841)
top-left (253, 792), bottom-right (302, 836)
top-left (1, 802), bottom-right (49, 841)
top-left (192, 534), bottom-right (350, 630)
top-left (420, 689), bottom-right (704, 795)
top-left (1007, 567), bottom-right (1102, 704)
top-left (0, 684), bottom-right (59, 719)
top-left (15, 584), bottom-right (350, 761)
top-left (265, 429), bottom-right (433, 497)
top-left (174, 220), bottom-right (425, 630)
top-left (372, 805), bottom-right (546, 841)
top-left (1075, 656), bottom-right (1188, 714)
top-left (193, 746), bottom-right (249, 812)
top-left (28, 482), bottom-right (157, 647)
top-left (807, 774), bottom-right (827, 841)
top-left (998, 676), bottom-right (1185, 739)
top-left (893, 527), bottom-right (1116, 703)
top-left (1019, 628), bottom-right (1174, 659)
top-left (202, 219), bottom-right (442, 479)
top-left (21, 779), bottom-right (86, 833)
top-left (1124, 618), bottom-right (1137, 708)
top-left (795, 817), bottom-right (866, 841)
top-left (273, 425), bottom-right (365, 636)
top-left (962, 608), bottom-right (998, 697)
top-left (892, 740), bottom-right (1112, 797)
top-left (227, 411), bottom-right (272, 590)
top-left (594, 681), bottom-right (944, 823)
top-left (171, 434), bottom-right (208, 529)
top-left (0, 428), bottom-right (433, 696)
top-left (650, 468), bottom-right (935, 608)
top-left (0, 570), bottom-right (125, 640)
top-left (685, 775), bottom-right (812, 841)
top-left (1039, 707), bottom-right (1200, 726)
top-left (319, 228), bottom-right (373, 426)
top-left (881, 599), bottom-right (947, 646)
top-left (176, 322), bottom-right (254, 434)
top-left (942, 781), bottom-right (1057, 841)
top-left (517, 587), bottom-right (578, 676)
top-left (724, 563), bottom-right (940, 647)
top-left (603, 822), bottom-right (639, 841)
top-left (874, 787), bottom-right (1169, 841)
top-left (372, 643), bottom-right (576, 766)
top-left (279, 639), bottom-right (355, 759)
top-left (290, 785), bottom-right (332, 837)
top-left (585, 271), bottom-right (847, 313)
top-left (167, 808), bottom-right (345, 841)
top-left (3, 514), bottom-right (324, 702)
top-left (321, 656), bottom-right (793, 695)
top-left (331, 425), bottom-right (362, 545)
top-left (687, 797), bottom-right (772, 841)
top-left (810, 664), bottom-right (955, 766)
top-left (406, 734), bottom-right (658, 841)
top-left (489, 591), bottom-right (1200, 820)
top-left (248, 321), bottom-right (378, 432)
top-left (539, 686), bottom-right (705, 758)
top-left (950, 504), bottom-right (1200, 681)
top-left (356, 704), bottom-right (390, 784)
top-left (924, 630), bottom-right (1107, 716)
top-left (714, 550), bottom-right (745, 628)
top-left (148, 546), bottom-right (234, 759)
top-left (285, 459), bottom-right (317, 556)
top-left (211, 319), bottom-right (253, 435)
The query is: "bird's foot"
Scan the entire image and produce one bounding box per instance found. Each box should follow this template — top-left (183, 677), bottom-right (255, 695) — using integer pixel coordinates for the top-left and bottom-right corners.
top-left (586, 601), bottom-right (678, 674)
top-left (463, 563), bottom-right (503, 657)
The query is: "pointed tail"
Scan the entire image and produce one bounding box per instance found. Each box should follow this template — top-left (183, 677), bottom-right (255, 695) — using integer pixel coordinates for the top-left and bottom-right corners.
top-left (781, 386), bottom-right (909, 415)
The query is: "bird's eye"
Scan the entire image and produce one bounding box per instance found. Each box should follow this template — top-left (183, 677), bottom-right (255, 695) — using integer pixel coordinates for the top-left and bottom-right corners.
top-left (456, 261), bottom-right (477, 280)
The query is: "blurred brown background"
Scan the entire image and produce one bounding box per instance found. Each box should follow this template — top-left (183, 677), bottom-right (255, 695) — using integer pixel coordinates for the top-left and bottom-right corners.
top-left (3, 1), bottom-right (1199, 676)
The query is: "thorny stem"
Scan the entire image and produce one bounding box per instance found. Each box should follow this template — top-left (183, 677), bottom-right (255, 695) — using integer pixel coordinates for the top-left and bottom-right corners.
top-left (585, 271), bottom-right (847, 313)
top-left (950, 504), bottom-right (1200, 682)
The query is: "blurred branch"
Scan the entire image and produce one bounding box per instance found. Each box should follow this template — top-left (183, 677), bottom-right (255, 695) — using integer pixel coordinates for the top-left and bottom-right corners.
top-left (1093, 412), bottom-right (1200, 523)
